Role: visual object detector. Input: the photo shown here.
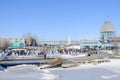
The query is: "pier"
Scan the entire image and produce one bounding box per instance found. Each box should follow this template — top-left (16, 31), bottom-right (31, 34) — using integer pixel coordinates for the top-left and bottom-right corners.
top-left (0, 58), bottom-right (55, 68)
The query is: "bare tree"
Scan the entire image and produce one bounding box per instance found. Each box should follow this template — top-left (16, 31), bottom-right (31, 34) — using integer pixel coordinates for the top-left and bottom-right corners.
top-left (0, 38), bottom-right (9, 50)
top-left (22, 33), bottom-right (38, 46)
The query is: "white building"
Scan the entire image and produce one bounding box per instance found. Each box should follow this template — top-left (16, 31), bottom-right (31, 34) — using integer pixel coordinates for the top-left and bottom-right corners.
top-left (80, 39), bottom-right (101, 49)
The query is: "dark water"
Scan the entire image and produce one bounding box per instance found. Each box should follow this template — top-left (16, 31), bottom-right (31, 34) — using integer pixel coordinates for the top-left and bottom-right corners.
top-left (51, 68), bottom-right (120, 80)
top-left (0, 66), bottom-right (5, 71)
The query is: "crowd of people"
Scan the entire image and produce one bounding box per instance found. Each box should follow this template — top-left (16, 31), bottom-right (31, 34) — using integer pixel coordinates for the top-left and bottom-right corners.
top-left (0, 48), bottom-right (98, 60)
top-left (1, 48), bottom-right (86, 56)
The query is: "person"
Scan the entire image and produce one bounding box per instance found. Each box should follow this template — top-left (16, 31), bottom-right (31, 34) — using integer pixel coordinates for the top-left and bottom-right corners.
top-left (44, 51), bottom-right (47, 59)
top-left (88, 53), bottom-right (91, 56)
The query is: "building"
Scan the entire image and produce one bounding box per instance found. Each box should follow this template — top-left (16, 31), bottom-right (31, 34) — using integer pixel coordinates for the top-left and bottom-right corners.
top-left (100, 21), bottom-right (116, 41)
top-left (79, 21), bottom-right (117, 50)
top-left (8, 37), bottom-right (25, 47)
top-left (100, 21), bottom-right (116, 49)
top-left (80, 39), bottom-right (101, 49)
top-left (8, 37), bottom-right (25, 43)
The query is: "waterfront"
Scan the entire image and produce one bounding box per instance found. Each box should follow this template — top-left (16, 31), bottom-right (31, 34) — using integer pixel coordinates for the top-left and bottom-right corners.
top-left (51, 68), bottom-right (119, 80)
top-left (0, 0), bottom-right (120, 80)
top-left (0, 59), bottom-right (120, 80)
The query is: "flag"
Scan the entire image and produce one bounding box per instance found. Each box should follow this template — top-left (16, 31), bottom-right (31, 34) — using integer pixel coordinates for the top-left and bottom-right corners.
top-left (106, 16), bottom-right (110, 19)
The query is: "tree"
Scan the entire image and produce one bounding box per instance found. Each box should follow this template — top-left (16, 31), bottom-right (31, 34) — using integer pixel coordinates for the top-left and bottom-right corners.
top-left (22, 33), bottom-right (38, 46)
top-left (0, 38), bottom-right (9, 50)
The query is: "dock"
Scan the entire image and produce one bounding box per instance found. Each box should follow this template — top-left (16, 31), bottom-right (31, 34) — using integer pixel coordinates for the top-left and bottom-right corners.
top-left (0, 58), bottom-right (55, 68)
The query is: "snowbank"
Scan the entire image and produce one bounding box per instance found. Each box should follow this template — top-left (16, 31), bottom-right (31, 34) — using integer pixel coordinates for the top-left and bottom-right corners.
top-left (61, 54), bottom-right (86, 59)
top-left (49, 59), bottom-right (120, 74)
top-left (0, 64), bottom-right (60, 80)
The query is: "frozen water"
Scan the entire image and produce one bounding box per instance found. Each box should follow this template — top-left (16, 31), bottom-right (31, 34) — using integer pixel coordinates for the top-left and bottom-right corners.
top-left (0, 59), bottom-right (120, 80)
top-left (0, 64), bottom-right (60, 80)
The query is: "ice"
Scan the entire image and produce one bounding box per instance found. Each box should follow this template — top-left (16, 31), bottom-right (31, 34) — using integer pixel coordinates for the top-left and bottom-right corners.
top-left (61, 54), bottom-right (86, 59)
top-left (101, 75), bottom-right (119, 79)
top-left (48, 59), bottom-right (120, 74)
top-left (0, 59), bottom-right (120, 80)
top-left (41, 69), bottom-right (51, 73)
top-left (0, 66), bottom-right (5, 71)
top-left (0, 64), bottom-right (60, 80)
top-left (41, 73), bottom-right (60, 80)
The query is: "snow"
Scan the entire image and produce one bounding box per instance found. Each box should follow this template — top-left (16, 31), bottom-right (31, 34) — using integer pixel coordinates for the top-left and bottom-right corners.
top-left (61, 54), bottom-right (86, 59)
top-left (0, 64), bottom-right (60, 80)
top-left (49, 59), bottom-right (120, 74)
top-left (101, 75), bottom-right (119, 79)
top-left (79, 59), bottom-right (120, 74)
top-left (0, 59), bottom-right (120, 80)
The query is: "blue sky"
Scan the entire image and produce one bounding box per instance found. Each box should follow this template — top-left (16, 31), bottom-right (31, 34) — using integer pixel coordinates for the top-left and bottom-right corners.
top-left (0, 0), bottom-right (120, 40)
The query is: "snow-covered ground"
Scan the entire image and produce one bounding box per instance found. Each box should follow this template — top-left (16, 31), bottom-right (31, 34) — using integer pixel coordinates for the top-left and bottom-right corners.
top-left (61, 54), bottom-right (86, 58)
top-left (49, 59), bottom-right (120, 73)
top-left (46, 53), bottom-right (86, 59)
top-left (0, 59), bottom-right (120, 80)
top-left (0, 65), bottom-right (60, 80)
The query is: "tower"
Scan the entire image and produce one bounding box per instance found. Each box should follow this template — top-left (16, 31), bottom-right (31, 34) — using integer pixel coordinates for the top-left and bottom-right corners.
top-left (100, 21), bottom-right (116, 49)
top-left (100, 21), bottom-right (116, 41)
top-left (68, 36), bottom-right (71, 45)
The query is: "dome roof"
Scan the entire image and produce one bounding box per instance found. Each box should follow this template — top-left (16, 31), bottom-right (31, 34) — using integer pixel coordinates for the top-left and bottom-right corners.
top-left (100, 21), bottom-right (115, 32)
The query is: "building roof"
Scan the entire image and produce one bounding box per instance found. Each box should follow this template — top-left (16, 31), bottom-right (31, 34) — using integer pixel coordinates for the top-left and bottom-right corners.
top-left (100, 21), bottom-right (115, 32)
